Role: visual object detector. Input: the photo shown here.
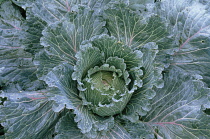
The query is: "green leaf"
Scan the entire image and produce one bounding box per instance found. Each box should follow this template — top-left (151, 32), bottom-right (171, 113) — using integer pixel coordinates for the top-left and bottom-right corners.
top-left (99, 122), bottom-right (132, 139)
top-left (72, 43), bottom-right (104, 89)
top-left (54, 111), bottom-right (88, 139)
top-left (37, 6), bottom-right (106, 79)
top-left (43, 63), bottom-right (116, 138)
top-left (138, 69), bottom-right (210, 139)
top-left (156, 0), bottom-right (210, 86)
top-left (12, 0), bottom-right (34, 9)
top-left (34, 50), bottom-right (63, 81)
top-left (44, 63), bottom-right (81, 112)
top-left (73, 35), bottom-right (144, 117)
top-left (0, 1), bottom-right (45, 91)
top-left (123, 42), bottom-right (164, 122)
top-left (74, 105), bottom-right (115, 138)
top-left (13, 0), bottom-right (71, 24)
top-left (82, 65), bottom-right (132, 116)
top-left (12, 0), bottom-right (112, 24)
top-left (104, 2), bottom-right (167, 48)
top-left (124, 121), bottom-right (155, 139)
top-left (0, 90), bottom-right (61, 139)
top-left (21, 10), bottom-right (47, 54)
top-left (55, 112), bottom-right (132, 139)
top-left (0, 49), bottom-right (45, 91)
top-left (91, 34), bottom-right (143, 69)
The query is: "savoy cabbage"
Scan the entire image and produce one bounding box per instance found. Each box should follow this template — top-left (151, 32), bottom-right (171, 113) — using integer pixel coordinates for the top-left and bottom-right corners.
top-left (0, 0), bottom-right (210, 138)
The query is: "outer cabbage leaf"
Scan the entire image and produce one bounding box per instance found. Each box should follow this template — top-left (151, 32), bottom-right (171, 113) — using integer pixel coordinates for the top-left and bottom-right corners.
top-left (55, 112), bottom-right (132, 139)
top-left (36, 6), bottom-right (106, 80)
top-left (54, 111), bottom-right (88, 139)
top-left (99, 122), bottom-right (132, 139)
top-left (43, 63), bottom-right (80, 112)
top-left (12, 0), bottom-right (112, 24)
top-left (123, 42), bottom-right (164, 122)
top-left (125, 69), bottom-right (210, 139)
top-left (13, 0), bottom-right (72, 24)
top-left (104, 2), bottom-right (167, 48)
top-left (21, 10), bottom-right (47, 54)
top-left (0, 1), bottom-right (45, 91)
top-left (0, 90), bottom-right (61, 139)
top-left (42, 63), bottom-right (116, 138)
top-left (155, 0), bottom-right (210, 86)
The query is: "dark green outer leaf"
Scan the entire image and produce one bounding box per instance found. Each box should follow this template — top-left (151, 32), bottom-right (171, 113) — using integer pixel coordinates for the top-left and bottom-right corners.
top-left (54, 111), bottom-right (88, 139)
top-left (55, 112), bottom-right (132, 139)
top-left (12, 0), bottom-right (112, 24)
top-left (43, 63), bottom-right (81, 112)
top-left (43, 63), bottom-right (117, 138)
top-left (104, 2), bottom-right (167, 48)
top-left (36, 6), bottom-right (106, 80)
top-left (123, 42), bottom-right (164, 122)
top-left (139, 69), bottom-right (210, 139)
top-left (0, 90), bottom-right (61, 139)
top-left (124, 121), bottom-right (155, 139)
top-left (97, 122), bottom-right (132, 139)
top-left (155, 0), bottom-right (210, 86)
top-left (0, 1), bottom-right (45, 91)
top-left (21, 10), bottom-right (47, 54)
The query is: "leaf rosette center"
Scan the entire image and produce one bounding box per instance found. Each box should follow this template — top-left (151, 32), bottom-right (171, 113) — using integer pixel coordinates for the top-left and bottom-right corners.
top-left (72, 35), bottom-right (144, 116)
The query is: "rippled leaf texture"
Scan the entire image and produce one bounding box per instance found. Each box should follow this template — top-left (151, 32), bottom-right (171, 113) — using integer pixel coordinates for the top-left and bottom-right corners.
top-left (21, 11), bottom-right (47, 54)
top-left (104, 2), bottom-right (167, 48)
top-left (0, 1), bottom-right (44, 91)
top-left (100, 122), bottom-right (132, 139)
top-left (0, 91), bottom-right (61, 139)
top-left (156, 0), bottom-right (210, 86)
top-left (125, 69), bottom-right (210, 139)
top-left (55, 112), bottom-right (132, 139)
top-left (54, 111), bottom-right (88, 139)
top-left (12, 0), bottom-right (111, 24)
top-left (13, 0), bottom-right (73, 24)
top-left (36, 6), bottom-right (106, 80)
top-left (43, 62), bottom-right (117, 138)
top-left (123, 42), bottom-right (164, 122)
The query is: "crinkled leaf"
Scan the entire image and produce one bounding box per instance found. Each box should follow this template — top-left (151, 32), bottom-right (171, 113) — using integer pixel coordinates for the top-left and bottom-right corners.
top-left (104, 2), bottom-right (167, 48)
top-left (74, 105), bottom-right (115, 138)
top-left (0, 1), bottom-right (45, 91)
top-left (124, 121), bottom-right (155, 139)
top-left (55, 112), bottom-right (132, 139)
top-left (138, 69), bottom-right (210, 139)
top-left (12, 0), bottom-right (112, 24)
top-left (72, 44), bottom-right (104, 88)
top-left (43, 62), bottom-right (117, 138)
top-left (156, 0), bottom-right (210, 86)
top-left (0, 90), bottom-right (61, 139)
top-left (98, 122), bottom-right (132, 139)
top-left (91, 34), bottom-right (143, 69)
top-left (123, 42), bottom-right (164, 122)
top-left (55, 111), bottom-right (88, 139)
top-left (21, 10), bottom-right (47, 54)
top-left (73, 35), bottom-right (144, 117)
top-left (37, 6), bottom-right (106, 79)
top-left (44, 63), bottom-right (81, 112)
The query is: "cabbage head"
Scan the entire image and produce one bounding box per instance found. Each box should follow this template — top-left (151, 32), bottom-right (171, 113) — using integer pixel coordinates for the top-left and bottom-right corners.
top-left (0, 0), bottom-right (210, 139)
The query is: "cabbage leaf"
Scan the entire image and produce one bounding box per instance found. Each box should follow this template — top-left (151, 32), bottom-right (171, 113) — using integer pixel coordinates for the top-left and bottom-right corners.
top-left (0, 0), bottom-right (210, 138)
